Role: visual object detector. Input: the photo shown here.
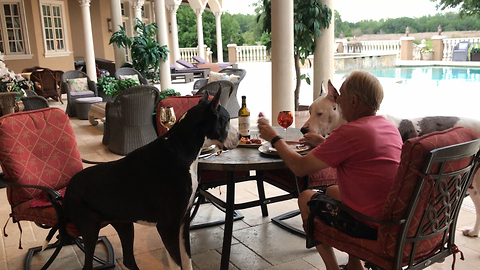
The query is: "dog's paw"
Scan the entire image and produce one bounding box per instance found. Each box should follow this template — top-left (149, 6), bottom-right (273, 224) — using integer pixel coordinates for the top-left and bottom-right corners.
top-left (462, 228), bottom-right (479, 237)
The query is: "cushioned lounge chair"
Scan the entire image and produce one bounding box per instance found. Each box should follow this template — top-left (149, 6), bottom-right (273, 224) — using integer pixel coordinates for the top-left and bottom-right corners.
top-left (192, 56), bottom-right (238, 69)
top-left (452, 41), bottom-right (471, 61)
top-left (306, 127), bottom-right (480, 270)
top-left (61, 70), bottom-right (98, 117)
top-left (170, 63), bottom-right (210, 79)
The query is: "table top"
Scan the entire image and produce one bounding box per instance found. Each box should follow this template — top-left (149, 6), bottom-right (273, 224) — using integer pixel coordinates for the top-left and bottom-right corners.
top-left (198, 128), bottom-right (305, 171)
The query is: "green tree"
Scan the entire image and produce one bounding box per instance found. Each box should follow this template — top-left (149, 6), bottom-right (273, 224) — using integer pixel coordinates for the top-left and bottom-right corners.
top-left (258, 0), bottom-right (332, 110)
top-left (176, 6), bottom-right (244, 62)
top-left (431, 0), bottom-right (480, 17)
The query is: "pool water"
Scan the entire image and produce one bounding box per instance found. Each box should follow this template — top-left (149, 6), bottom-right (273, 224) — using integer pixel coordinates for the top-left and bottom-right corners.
top-left (337, 66), bottom-right (480, 84)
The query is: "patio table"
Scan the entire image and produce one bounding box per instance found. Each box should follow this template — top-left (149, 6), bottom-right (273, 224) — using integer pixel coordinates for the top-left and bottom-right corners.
top-left (197, 128), bottom-right (305, 270)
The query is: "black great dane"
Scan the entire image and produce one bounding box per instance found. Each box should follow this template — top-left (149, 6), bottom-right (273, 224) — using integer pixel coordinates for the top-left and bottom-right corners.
top-left (63, 90), bottom-right (240, 270)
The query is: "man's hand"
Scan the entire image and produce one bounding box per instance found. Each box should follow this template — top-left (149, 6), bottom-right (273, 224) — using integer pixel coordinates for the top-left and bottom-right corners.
top-left (299, 132), bottom-right (325, 148)
top-left (257, 118), bottom-right (279, 142)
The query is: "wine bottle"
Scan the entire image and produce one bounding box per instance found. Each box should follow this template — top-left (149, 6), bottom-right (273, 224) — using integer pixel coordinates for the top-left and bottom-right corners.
top-left (238, 96), bottom-right (250, 138)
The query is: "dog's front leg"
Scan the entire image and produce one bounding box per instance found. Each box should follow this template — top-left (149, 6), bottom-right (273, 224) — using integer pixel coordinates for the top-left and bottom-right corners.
top-left (111, 222), bottom-right (139, 270)
top-left (463, 171), bottom-right (480, 237)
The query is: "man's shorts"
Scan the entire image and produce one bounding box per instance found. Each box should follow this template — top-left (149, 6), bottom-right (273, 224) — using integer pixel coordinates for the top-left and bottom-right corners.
top-left (310, 192), bottom-right (378, 240)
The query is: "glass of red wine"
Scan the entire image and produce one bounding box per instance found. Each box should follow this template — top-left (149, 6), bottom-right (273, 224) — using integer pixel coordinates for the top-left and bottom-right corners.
top-left (277, 111), bottom-right (293, 141)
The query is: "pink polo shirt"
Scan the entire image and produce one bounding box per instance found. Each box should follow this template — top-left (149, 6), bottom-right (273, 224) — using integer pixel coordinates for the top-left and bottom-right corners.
top-left (312, 115), bottom-right (402, 228)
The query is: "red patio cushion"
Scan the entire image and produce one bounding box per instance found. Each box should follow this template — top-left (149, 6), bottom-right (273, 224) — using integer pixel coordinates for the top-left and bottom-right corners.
top-left (0, 108), bottom-right (83, 207)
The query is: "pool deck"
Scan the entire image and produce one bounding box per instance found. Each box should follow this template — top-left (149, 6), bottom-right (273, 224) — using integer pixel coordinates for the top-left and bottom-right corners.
top-left (397, 59), bottom-right (480, 67)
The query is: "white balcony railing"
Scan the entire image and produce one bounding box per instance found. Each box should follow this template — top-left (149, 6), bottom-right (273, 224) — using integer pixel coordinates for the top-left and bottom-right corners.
top-left (179, 36), bottom-right (480, 64)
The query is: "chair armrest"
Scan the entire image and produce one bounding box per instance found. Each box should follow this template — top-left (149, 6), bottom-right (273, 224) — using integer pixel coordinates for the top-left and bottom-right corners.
top-left (0, 172), bottom-right (64, 218)
top-left (307, 195), bottom-right (405, 226)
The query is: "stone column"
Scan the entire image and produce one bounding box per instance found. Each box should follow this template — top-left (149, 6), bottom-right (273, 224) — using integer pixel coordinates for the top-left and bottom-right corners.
top-left (214, 11), bottom-right (223, 63)
top-left (167, 4), bottom-right (181, 63)
top-left (432, 35), bottom-right (446, 61)
top-left (79, 0), bottom-right (97, 82)
top-left (154, 0), bottom-right (172, 89)
top-left (227, 44), bottom-right (237, 63)
top-left (132, 0), bottom-right (144, 21)
top-left (313, 0), bottom-right (334, 99)
top-left (110, 0), bottom-right (125, 70)
top-left (194, 8), bottom-right (205, 59)
top-left (400, 37), bottom-right (415, 60)
top-left (271, 0), bottom-right (294, 126)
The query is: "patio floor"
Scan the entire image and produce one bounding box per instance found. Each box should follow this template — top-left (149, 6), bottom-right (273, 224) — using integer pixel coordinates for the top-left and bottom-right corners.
top-left (2, 62), bottom-right (480, 269)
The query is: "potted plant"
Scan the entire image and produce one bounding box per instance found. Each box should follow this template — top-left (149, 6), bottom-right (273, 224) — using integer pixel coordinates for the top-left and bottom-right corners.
top-left (0, 54), bottom-right (31, 115)
top-left (96, 77), bottom-right (139, 100)
top-left (109, 18), bottom-right (169, 83)
top-left (421, 43), bottom-right (434, 60)
top-left (471, 47), bottom-right (480, 61)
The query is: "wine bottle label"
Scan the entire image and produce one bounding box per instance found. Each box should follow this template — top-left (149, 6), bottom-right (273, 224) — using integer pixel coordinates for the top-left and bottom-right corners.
top-left (238, 116), bottom-right (250, 137)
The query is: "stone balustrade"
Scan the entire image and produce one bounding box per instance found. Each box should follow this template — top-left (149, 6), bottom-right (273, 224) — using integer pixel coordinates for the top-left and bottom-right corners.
top-left (178, 36), bottom-right (480, 65)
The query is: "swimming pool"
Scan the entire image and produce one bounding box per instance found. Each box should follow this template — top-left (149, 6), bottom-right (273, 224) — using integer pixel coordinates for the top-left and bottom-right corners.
top-left (337, 66), bottom-right (480, 84)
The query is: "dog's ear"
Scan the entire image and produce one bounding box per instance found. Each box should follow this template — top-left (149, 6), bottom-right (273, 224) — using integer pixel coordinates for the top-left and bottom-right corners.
top-left (210, 88), bottom-right (222, 112)
top-left (327, 79), bottom-right (339, 102)
top-left (200, 91), bottom-right (209, 103)
top-left (319, 80), bottom-right (325, 97)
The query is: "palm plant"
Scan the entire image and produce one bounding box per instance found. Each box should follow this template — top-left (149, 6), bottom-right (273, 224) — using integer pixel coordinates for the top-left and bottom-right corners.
top-left (259, 0), bottom-right (332, 111)
top-left (109, 18), bottom-right (169, 81)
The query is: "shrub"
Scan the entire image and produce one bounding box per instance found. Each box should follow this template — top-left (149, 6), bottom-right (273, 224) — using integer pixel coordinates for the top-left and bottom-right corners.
top-left (96, 77), bottom-right (139, 98)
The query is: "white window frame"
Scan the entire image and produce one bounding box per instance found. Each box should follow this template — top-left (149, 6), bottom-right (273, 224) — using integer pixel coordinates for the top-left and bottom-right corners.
top-left (0, 0), bottom-right (32, 60)
top-left (39, 0), bottom-right (70, 57)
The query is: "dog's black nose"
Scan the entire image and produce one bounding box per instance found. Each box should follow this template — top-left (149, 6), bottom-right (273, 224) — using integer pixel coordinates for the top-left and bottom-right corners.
top-left (300, 127), bottom-right (308, 134)
top-left (238, 133), bottom-right (242, 140)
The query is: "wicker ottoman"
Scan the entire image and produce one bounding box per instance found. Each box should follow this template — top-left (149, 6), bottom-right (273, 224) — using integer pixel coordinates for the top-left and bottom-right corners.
top-left (75, 97), bottom-right (102, 120)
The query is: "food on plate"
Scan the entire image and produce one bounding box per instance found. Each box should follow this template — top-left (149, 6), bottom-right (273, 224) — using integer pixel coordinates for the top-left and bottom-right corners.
top-left (239, 137), bottom-right (262, 144)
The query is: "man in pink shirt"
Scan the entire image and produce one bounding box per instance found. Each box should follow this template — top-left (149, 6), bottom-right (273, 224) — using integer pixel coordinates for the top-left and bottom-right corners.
top-left (258, 70), bottom-right (403, 270)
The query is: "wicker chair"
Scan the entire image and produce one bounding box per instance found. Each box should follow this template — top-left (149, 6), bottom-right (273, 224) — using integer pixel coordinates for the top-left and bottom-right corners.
top-left (29, 68), bottom-right (63, 104)
top-left (21, 90), bottom-right (50, 111)
top-left (115, 67), bottom-right (149, 85)
top-left (102, 85), bottom-right (160, 155)
top-left (61, 70), bottom-right (98, 117)
top-left (193, 68), bottom-right (246, 117)
top-left (195, 81), bottom-right (235, 117)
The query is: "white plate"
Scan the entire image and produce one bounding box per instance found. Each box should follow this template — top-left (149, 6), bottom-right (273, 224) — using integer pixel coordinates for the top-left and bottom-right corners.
top-left (258, 142), bottom-right (310, 156)
top-left (201, 145), bottom-right (216, 154)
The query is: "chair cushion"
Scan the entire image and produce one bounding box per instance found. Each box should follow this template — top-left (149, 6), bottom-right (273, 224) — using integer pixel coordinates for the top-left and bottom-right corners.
top-left (70, 90), bottom-right (95, 97)
top-left (458, 43), bottom-right (469, 50)
top-left (208, 71), bottom-right (225, 83)
top-left (0, 108), bottom-right (83, 207)
top-left (119, 74), bottom-right (140, 85)
top-left (67, 77), bottom-right (89, 92)
top-left (208, 72), bottom-right (240, 84)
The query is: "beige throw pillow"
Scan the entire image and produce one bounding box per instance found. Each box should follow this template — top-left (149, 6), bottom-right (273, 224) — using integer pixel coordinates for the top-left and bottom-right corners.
top-left (208, 72), bottom-right (240, 83)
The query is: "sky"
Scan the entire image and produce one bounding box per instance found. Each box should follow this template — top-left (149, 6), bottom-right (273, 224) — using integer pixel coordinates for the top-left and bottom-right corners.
top-left (221, 0), bottom-right (458, 23)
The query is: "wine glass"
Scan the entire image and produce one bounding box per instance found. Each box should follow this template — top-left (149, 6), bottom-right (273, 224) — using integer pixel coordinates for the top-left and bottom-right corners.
top-left (159, 107), bottom-right (176, 130)
top-left (277, 111), bottom-right (293, 141)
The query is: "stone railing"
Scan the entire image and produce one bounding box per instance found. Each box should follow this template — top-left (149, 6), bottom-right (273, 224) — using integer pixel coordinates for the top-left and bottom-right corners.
top-left (361, 40), bottom-right (402, 59)
top-left (179, 36), bottom-right (480, 65)
top-left (179, 47), bottom-right (197, 63)
top-left (236, 45), bottom-right (269, 62)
